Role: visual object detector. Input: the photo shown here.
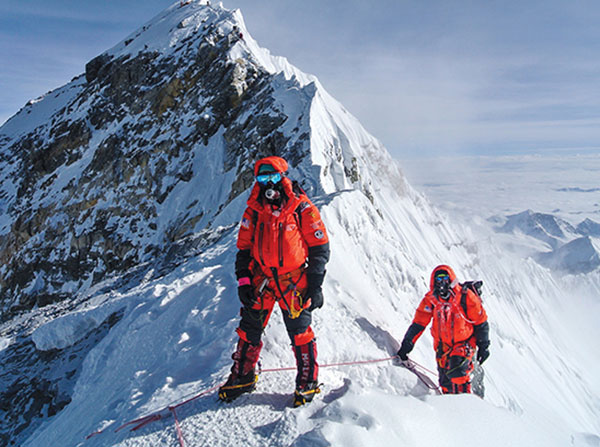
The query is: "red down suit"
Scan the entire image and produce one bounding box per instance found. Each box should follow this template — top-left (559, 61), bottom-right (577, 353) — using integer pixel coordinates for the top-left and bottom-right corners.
top-left (403, 265), bottom-right (489, 394)
top-left (232, 156), bottom-right (330, 389)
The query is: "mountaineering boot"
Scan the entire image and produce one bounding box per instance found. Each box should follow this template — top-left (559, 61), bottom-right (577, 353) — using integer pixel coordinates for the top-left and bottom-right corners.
top-left (218, 338), bottom-right (262, 402)
top-left (293, 381), bottom-right (320, 407)
top-left (218, 370), bottom-right (258, 402)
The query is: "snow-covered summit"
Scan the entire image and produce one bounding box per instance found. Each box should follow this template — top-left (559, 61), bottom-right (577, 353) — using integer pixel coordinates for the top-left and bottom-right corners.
top-left (0, 0), bottom-right (397, 324)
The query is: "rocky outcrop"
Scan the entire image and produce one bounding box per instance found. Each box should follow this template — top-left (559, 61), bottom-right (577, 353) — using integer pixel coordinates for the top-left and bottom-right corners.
top-left (0, 311), bottom-right (122, 445)
top-left (0, 5), bottom-right (308, 322)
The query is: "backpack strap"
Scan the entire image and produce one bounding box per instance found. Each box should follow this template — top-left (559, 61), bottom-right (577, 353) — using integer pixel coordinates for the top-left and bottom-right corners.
top-left (460, 280), bottom-right (484, 318)
top-left (460, 284), bottom-right (469, 316)
top-left (291, 181), bottom-right (308, 228)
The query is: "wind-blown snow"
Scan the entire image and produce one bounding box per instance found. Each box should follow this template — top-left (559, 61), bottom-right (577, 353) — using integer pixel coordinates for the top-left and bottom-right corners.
top-left (0, 336), bottom-right (11, 352)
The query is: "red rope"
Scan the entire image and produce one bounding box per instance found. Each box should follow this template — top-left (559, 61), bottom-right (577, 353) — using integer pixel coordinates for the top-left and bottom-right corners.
top-left (115, 413), bottom-right (163, 433)
top-left (322, 356), bottom-right (397, 368)
top-left (259, 355), bottom-right (397, 374)
top-left (170, 383), bottom-right (223, 410)
top-left (87, 355), bottom-right (402, 445)
top-left (408, 358), bottom-right (438, 376)
top-left (169, 407), bottom-right (185, 447)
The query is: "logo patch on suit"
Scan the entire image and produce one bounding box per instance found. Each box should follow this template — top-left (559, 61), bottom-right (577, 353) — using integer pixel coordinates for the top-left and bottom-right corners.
top-left (314, 230), bottom-right (324, 239)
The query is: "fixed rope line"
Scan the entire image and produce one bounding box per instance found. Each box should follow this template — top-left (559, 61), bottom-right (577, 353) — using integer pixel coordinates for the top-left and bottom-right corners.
top-left (169, 406), bottom-right (185, 447)
top-left (409, 358), bottom-right (438, 376)
top-left (86, 354), bottom-right (424, 446)
top-left (259, 355), bottom-right (397, 374)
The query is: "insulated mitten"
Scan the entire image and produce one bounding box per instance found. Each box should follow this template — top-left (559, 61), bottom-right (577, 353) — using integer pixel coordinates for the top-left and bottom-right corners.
top-left (305, 272), bottom-right (324, 311)
top-left (397, 339), bottom-right (414, 361)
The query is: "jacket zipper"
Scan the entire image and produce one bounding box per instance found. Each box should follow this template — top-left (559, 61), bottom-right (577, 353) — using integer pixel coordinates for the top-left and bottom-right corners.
top-left (278, 222), bottom-right (284, 267)
top-left (258, 223), bottom-right (265, 266)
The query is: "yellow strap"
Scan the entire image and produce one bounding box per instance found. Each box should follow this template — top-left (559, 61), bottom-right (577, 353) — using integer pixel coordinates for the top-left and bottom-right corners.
top-left (293, 387), bottom-right (321, 407)
top-left (287, 290), bottom-right (306, 319)
top-left (219, 375), bottom-right (258, 391)
top-left (295, 386), bottom-right (321, 397)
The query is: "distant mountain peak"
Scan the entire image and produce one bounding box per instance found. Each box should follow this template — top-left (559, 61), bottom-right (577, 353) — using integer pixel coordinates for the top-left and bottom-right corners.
top-left (497, 209), bottom-right (576, 249)
top-left (537, 236), bottom-right (600, 274)
top-left (576, 217), bottom-right (600, 237)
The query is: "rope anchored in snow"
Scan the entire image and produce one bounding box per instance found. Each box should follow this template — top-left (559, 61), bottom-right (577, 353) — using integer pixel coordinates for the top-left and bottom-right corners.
top-left (397, 357), bottom-right (442, 394)
top-left (85, 354), bottom-right (433, 446)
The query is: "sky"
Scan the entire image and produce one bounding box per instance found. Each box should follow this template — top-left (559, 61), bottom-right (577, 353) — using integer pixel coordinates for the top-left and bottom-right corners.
top-left (1, 0), bottom-right (599, 159)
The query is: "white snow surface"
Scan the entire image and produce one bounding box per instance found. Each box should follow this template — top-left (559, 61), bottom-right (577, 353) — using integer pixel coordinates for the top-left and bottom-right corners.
top-left (31, 300), bottom-right (126, 351)
top-left (4, 2), bottom-right (597, 447)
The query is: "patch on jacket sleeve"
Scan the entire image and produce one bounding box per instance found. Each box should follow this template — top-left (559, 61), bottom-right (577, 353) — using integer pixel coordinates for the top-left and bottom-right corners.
top-left (241, 217), bottom-right (250, 229)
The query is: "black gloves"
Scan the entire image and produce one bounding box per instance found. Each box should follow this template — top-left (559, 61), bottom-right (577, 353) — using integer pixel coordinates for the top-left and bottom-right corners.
top-left (305, 244), bottom-right (329, 311)
top-left (473, 321), bottom-right (490, 365)
top-left (397, 339), bottom-right (414, 361)
top-left (477, 345), bottom-right (490, 364)
top-left (305, 272), bottom-right (325, 311)
top-left (396, 323), bottom-right (425, 361)
top-left (237, 278), bottom-right (255, 307)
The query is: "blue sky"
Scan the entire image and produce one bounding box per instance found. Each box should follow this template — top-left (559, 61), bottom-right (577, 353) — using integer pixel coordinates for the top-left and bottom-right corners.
top-left (1, 0), bottom-right (599, 159)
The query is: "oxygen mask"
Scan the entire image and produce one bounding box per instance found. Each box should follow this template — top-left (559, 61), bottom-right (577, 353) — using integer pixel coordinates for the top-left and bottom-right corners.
top-left (434, 272), bottom-right (451, 299)
top-left (264, 187), bottom-right (280, 201)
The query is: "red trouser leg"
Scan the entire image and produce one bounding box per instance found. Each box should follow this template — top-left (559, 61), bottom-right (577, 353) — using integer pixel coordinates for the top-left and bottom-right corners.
top-left (231, 338), bottom-right (263, 377)
top-left (437, 341), bottom-right (475, 394)
top-left (293, 339), bottom-right (318, 388)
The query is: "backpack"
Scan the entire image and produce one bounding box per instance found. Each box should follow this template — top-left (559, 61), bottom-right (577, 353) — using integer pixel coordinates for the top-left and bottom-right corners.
top-left (459, 280), bottom-right (483, 316)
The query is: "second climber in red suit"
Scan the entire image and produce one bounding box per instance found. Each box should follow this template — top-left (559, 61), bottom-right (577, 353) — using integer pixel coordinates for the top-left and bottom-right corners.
top-left (397, 265), bottom-right (490, 394)
top-left (218, 156), bottom-right (330, 407)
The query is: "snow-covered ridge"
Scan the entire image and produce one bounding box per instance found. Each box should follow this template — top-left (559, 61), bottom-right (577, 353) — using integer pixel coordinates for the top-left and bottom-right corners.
top-left (31, 299), bottom-right (126, 351)
top-left (98, 0), bottom-right (319, 89)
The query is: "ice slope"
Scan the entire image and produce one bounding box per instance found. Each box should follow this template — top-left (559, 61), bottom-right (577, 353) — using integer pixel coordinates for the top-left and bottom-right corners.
top-left (5, 1), bottom-right (598, 446)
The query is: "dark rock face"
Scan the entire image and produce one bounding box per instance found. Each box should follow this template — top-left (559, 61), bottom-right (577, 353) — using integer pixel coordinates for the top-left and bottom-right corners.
top-left (0, 7), bottom-right (310, 323)
top-left (0, 311), bottom-right (122, 446)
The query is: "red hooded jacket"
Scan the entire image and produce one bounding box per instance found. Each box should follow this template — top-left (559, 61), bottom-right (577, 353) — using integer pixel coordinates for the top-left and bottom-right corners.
top-left (237, 157), bottom-right (329, 276)
top-left (410, 265), bottom-right (488, 347)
